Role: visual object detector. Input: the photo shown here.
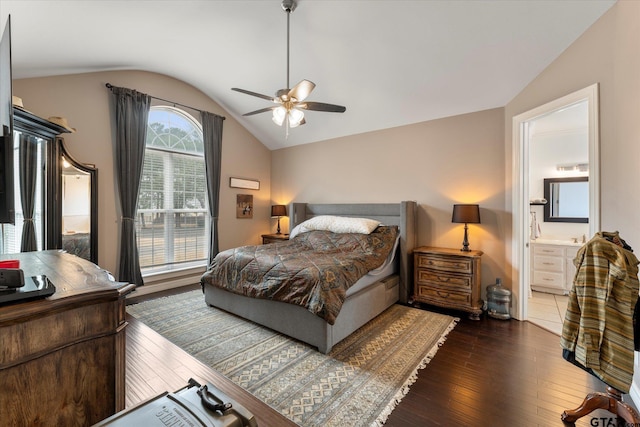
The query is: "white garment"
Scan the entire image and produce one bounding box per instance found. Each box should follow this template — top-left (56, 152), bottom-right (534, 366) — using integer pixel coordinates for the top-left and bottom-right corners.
top-left (530, 212), bottom-right (541, 240)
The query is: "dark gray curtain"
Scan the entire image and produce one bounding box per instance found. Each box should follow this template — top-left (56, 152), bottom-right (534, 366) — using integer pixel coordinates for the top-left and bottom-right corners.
top-left (111, 86), bottom-right (150, 286)
top-left (201, 111), bottom-right (223, 268)
top-left (19, 134), bottom-right (37, 252)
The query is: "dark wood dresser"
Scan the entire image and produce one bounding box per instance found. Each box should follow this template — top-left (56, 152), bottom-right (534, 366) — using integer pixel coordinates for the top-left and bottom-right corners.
top-left (0, 250), bottom-right (134, 426)
top-left (412, 246), bottom-right (483, 320)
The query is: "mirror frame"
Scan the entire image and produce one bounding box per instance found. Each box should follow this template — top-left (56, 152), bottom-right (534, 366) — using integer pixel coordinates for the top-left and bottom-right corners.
top-left (543, 176), bottom-right (588, 223)
top-left (51, 137), bottom-right (98, 263)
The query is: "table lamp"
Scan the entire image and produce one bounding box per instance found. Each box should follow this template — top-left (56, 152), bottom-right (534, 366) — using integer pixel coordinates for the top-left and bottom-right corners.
top-left (452, 204), bottom-right (481, 252)
top-left (271, 205), bottom-right (287, 234)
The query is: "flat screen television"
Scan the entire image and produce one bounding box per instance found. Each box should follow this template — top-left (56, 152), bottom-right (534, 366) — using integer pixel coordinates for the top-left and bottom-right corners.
top-left (0, 15), bottom-right (15, 224)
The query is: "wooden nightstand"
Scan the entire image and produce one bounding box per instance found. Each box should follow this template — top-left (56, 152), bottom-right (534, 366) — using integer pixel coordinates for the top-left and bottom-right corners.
top-left (261, 233), bottom-right (289, 244)
top-left (412, 246), bottom-right (483, 320)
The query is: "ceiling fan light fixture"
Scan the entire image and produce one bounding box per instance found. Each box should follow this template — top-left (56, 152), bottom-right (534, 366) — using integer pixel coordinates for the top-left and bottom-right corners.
top-left (288, 108), bottom-right (304, 127)
top-left (231, 0), bottom-right (345, 133)
top-left (272, 106), bottom-right (287, 126)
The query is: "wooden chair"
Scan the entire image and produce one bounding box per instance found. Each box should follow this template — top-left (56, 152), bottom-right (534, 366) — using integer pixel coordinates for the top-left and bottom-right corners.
top-left (562, 386), bottom-right (640, 424)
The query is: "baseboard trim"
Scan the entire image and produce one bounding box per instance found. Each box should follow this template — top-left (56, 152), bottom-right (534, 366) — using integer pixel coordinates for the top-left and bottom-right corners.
top-left (129, 281), bottom-right (197, 298)
top-left (131, 264), bottom-right (207, 298)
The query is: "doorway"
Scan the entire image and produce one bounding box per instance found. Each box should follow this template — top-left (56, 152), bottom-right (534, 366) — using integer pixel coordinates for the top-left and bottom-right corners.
top-left (511, 84), bottom-right (600, 323)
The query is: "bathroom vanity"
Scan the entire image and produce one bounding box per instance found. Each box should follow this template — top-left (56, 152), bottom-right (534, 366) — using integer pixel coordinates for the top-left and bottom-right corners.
top-left (530, 240), bottom-right (581, 295)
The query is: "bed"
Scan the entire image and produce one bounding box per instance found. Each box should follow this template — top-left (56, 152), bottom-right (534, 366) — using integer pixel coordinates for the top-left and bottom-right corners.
top-left (62, 232), bottom-right (91, 261)
top-left (201, 201), bottom-right (417, 353)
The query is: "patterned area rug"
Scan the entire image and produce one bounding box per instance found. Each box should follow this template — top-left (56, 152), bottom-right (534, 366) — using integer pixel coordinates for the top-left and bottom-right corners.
top-left (127, 289), bottom-right (458, 426)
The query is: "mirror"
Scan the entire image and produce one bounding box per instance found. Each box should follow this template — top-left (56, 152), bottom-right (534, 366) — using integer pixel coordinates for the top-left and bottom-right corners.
top-left (58, 140), bottom-right (98, 263)
top-left (10, 109), bottom-right (98, 262)
top-left (543, 177), bottom-right (588, 223)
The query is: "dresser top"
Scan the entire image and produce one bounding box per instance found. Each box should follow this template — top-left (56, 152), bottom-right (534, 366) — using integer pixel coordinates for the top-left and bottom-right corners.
top-left (0, 250), bottom-right (133, 321)
top-left (414, 246), bottom-right (483, 257)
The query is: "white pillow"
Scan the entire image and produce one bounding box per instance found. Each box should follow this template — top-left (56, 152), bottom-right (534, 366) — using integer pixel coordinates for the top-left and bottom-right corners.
top-left (289, 215), bottom-right (381, 239)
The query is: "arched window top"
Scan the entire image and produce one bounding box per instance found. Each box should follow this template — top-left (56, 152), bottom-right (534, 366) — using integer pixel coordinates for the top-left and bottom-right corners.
top-left (147, 106), bottom-right (203, 155)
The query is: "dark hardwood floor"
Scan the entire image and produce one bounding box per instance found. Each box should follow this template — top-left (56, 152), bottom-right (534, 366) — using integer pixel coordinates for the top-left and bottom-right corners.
top-left (126, 286), bottom-right (637, 426)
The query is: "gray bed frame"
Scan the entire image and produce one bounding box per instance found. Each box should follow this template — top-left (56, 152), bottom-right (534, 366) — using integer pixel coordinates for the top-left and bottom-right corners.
top-left (203, 201), bottom-right (417, 353)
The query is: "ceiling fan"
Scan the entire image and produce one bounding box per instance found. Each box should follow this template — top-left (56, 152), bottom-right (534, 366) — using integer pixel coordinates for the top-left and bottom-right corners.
top-left (232, 0), bottom-right (346, 131)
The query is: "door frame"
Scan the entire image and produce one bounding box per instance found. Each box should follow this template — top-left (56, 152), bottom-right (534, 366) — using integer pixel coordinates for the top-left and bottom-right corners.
top-left (511, 83), bottom-right (600, 320)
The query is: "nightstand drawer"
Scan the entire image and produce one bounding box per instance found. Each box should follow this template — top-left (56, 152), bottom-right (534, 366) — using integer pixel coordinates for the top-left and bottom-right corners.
top-left (415, 254), bottom-right (473, 274)
top-left (415, 287), bottom-right (472, 306)
top-left (416, 269), bottom-right (472, 291)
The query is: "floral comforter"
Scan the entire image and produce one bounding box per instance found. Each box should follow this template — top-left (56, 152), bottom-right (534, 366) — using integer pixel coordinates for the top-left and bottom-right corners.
top-left (200, 226), bottom-right (398, 324)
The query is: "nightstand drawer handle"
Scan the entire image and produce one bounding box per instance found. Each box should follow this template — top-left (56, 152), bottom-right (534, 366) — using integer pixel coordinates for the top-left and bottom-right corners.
top-left (436, 291), bottom-right (450, 298)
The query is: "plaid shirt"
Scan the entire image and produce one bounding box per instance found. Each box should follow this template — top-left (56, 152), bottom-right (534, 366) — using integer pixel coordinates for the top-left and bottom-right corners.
top-left (560, 232), bottom-right (639, 392)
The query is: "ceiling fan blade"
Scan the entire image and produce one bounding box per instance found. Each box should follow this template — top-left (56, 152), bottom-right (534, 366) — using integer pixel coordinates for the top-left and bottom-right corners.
top-left (288, 80), bottom-right (315, 102)
top-left (243, 106), bottom-right (276, 116)
top-left (232, 87), bottom-right (277, 102)
top-left (298, 102), bottom-right (346, 113)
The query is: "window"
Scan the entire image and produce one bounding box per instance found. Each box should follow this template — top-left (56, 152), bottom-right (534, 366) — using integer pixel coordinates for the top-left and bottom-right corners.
top-left (0, 132), bottom-right (45, 254)
top-left (137, 106), bottom-right (208, 273)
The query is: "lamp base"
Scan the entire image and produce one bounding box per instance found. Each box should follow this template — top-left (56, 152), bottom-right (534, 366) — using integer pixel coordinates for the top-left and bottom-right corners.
top-left (276, 217), bottom-right (282, 234)
top-left (460, 224), bottom-right (471, 252)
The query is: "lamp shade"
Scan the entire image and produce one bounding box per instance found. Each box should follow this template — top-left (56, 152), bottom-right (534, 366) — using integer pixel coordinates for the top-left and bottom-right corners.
top-left (452, 204), bottom-right (480, 224)
top-left (271, 204), bottom-right (287, 217)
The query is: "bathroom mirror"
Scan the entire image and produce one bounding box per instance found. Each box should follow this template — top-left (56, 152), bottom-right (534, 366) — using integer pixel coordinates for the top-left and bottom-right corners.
top-left (543, 177), bottom-right (588, 223)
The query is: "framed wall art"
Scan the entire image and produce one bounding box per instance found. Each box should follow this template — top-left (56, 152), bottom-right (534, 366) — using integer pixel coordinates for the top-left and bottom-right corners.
top-left (236, 194), bottom-right (253, 218)
top-left (230, 177), bottom-right (260, 190)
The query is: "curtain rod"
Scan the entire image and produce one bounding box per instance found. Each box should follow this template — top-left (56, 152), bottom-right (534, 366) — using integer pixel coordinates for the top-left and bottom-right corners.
top-left (105, 83), bottom-right (225, 120)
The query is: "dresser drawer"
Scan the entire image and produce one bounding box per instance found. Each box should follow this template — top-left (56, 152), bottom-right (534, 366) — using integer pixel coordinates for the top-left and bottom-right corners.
top-left (416, 269), bottom-right (472, 292)
top-left (415, 254), bottom-right (473, 274)
top-left (415, 286), bottom-right (472, 306)
top-left (533, 255), bottom-right (564, 272)
top-left (532, 270), bottom-right (564, 288)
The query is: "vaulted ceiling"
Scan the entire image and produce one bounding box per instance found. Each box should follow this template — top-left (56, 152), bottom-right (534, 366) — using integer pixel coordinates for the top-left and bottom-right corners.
top-left (0, 0), bottom-right (616, 150)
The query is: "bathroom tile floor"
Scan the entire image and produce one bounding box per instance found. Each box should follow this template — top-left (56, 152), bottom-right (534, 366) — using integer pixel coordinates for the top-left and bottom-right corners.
top-left (528, 291), bottom-right (569, 336)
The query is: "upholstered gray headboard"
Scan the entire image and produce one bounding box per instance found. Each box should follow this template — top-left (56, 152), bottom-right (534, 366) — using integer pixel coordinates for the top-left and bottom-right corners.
top-left (289, 201), bottom-right (417, 304)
